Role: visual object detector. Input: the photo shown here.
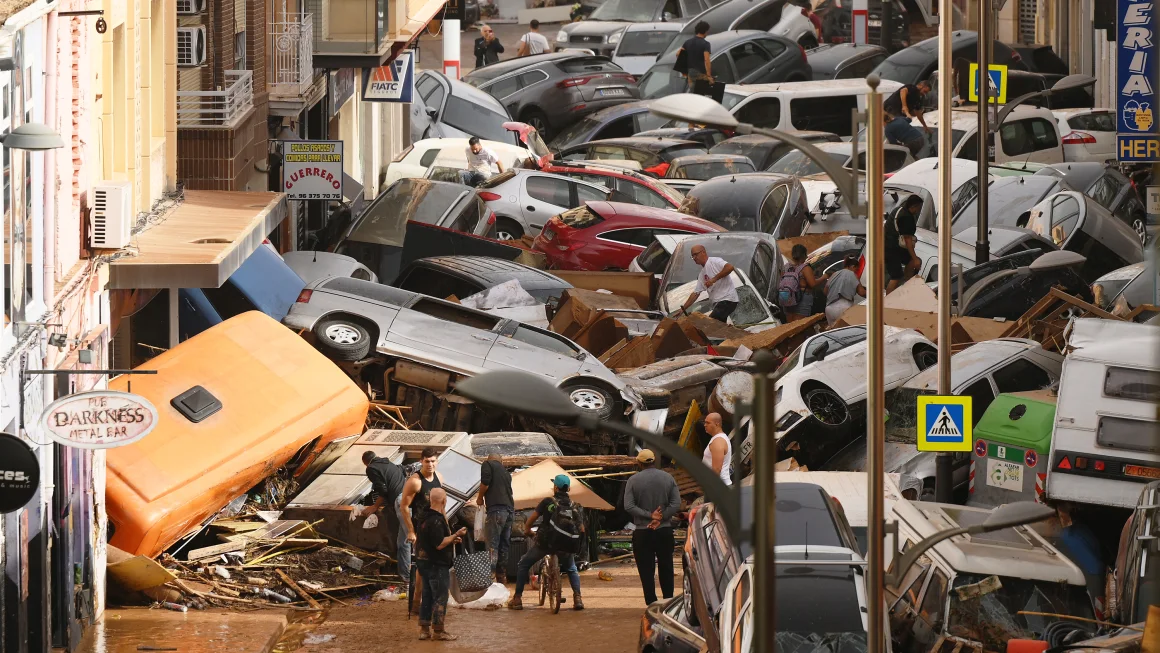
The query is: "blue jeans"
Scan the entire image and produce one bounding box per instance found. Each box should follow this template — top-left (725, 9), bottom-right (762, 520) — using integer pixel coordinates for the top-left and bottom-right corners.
top-left (416, 560), bottom-right (451, 630)
top-left (394, 495), bottom-right (411, 580)
top-left (515, 542), bottom-right (581, 596)
top-left (885, 116), bottom-right (924, 154)
top-left (486, 507), bottom-right (514, 574)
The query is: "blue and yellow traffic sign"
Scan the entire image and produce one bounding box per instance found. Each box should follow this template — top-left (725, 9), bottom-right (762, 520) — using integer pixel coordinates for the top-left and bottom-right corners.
top-left (968, 63), bottom-right (1008, 105)
top-left (917, 396), bottom-right (973, 452)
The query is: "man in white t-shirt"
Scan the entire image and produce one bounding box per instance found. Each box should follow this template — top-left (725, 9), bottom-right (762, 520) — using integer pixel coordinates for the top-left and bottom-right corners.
top-left (678, 244), bottom-right (739, 322)
top-left (517, 20), bottom-right (551, 57)
top-left (462, 136), bottom-right (506, 186)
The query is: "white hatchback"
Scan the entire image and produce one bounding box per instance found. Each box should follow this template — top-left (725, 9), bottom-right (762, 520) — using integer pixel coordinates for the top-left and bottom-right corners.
top-left (1054, 108), bottom-right (1117, 164)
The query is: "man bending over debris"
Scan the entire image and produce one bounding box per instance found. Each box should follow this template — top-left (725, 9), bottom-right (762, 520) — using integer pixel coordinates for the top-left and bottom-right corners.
top-left (359, 450), bottom-right (409, 579)
top-left (679, 244), bottom-right (739, 323)
top-left (416, 488), bottom-right (466, 641)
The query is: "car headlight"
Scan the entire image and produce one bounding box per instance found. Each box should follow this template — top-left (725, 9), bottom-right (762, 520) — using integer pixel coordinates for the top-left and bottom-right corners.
top-left (556, 31), bottom-right (569, 43)
top-left (775, 411), bottom-right (803, 431)
top-left (608, 31), bottom-right (622, 44)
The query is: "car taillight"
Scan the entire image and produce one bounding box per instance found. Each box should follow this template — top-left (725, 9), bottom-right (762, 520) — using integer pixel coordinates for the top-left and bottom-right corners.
top-left (392, 145), bottom-right (413, 162)
top-left (488, 211), bottom-right (497, 225)
top-left (296, 289), bottom-right (313, 303)
top-left (857, 255), bottom-right (866, 278)
top-left (1062, 131), bottom-right (1098, 145)
top-left (799, 44), bottom-right (807, 62)
top-left (478, 191), bottom-right (502, 201)
top-left (557, 75), bottom-right (596, 89)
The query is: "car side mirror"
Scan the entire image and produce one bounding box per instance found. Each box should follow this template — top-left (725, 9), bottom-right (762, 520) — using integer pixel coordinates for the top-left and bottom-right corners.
top-left (425, 107), bottom-right (438, 118)
top-left (815, 341), bottom-right (830, 360)
top-left (663, 11), bottom-right (676, 20)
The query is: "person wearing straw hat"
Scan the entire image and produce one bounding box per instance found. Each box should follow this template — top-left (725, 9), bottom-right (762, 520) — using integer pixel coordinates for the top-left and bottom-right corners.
top-left (623, 449), bottom-right (681, 606)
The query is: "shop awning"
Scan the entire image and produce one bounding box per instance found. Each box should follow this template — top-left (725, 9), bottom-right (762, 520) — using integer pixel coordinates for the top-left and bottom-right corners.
top-left (109, 191), bottom-right (288, 290)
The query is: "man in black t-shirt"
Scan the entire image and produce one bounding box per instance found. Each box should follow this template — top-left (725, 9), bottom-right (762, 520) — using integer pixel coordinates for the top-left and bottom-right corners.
top-left (677, 21), bottom-right (713, 92)
top-left (885, 195), bottom-right (922, 293)
top-left (507, 475), bottom-right (586, 611)
top-left (416, 488), bottom-right (466, 641)
top-left (358, 451), bottom-right (409, 578)
top-left (476, 453), bottom-right (515, 584)
top-left (883, 81), bottom-right (931, 155)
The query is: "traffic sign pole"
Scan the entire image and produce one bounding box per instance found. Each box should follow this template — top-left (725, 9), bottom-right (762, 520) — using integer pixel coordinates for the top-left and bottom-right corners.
top-left (852, 0), bottom-right (867, 45)
top-left (936, 0), bottom-right (956, 506)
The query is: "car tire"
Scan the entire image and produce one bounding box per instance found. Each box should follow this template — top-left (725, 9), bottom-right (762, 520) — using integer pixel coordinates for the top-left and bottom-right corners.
top-left (313, 318), bottom-right (372, 361)
top-left (561, 382), bottom-right (618, 421)
top-left (802, 386), bottom-right (851, 428)
top-left (495, 217), bottom-right (524, 241)
top-left (799, 34), bottom-right (819, 50)
top-left (682, 570), bottom-right (700, 628)
top-left (913, 344), bottom-right (938, 370)
top-left (521, 109), bottom-right (552, 140)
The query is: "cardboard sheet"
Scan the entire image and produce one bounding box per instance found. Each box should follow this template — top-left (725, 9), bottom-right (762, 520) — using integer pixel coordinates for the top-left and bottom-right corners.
top-left (510, 460), bottom-right (614, 511)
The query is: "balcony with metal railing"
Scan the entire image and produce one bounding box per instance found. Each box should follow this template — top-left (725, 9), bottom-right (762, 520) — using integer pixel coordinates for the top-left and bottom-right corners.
top-left (271, 14), bottom-right (317, 98)
top-left (176, 70), bottom-right (255, 129)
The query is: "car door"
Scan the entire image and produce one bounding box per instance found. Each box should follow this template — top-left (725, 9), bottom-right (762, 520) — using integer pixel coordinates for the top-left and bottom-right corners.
top-left (733, 96), bottom-right (783, 130)
top-left (485, 321), bottom-right (586, 380)
top-left (521, 173), bottom-right (574, 230)
top-left (728, 40), bottom-right (776, 84)
top-left (998, 117), bottom-right (1063, 163)
top-left (385, 297), bottom-right (498, 372)
top-left (410, 73), bottom-right (447, 141)
top-left (484, 74), bottom-right (524, 118)
top-left (750, 240), bottom-right (776, 300)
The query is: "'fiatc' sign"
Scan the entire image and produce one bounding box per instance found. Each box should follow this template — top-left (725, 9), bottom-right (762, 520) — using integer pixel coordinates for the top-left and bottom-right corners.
top-left (283, 141), bottom-right (344, 201)
top-left (39, 391), bottom-right (159, 449)
top-left (362, 51), bottom-right (415, 103)
top-left (1118, 0), bottom-right (1160, 162)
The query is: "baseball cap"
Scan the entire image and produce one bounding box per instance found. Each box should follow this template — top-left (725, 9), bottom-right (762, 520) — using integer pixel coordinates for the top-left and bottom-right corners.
top-left (636, 449), bottom-right (656, 464)
top-left (552, 474), bottom-right (571, 490)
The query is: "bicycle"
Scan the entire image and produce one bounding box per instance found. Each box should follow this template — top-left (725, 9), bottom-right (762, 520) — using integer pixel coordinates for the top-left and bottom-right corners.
top-left (536, 553), bottom-right (562, 614)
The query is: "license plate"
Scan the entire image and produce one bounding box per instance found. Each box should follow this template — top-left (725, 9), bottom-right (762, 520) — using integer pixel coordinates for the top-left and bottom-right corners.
top-left (986, 458), bottom-right (1023, 492)
top-left (542, 227), bottom-right (555, 241)
top-left (1125, 464), bottom-right (1160, 479)
top-left (868, 19), bottom-right (882, 26)
top-left (598, 88), bottom-right (628, 97)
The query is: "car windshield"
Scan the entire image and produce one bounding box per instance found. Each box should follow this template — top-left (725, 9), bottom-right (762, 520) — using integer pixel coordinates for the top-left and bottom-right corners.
top-left (618, 30), bottom-right (678, 56)
top-left (885, 386), bottom-right (937, 441)
top-left (348, 179), bottom-right (463, 245)
top-left (774, 563), bottom-right (867, 653)
top-left (712, 140), bottom-right (777, 167)
top-left (638, 64), bottom-right (686, 99)
top-left (550, 114), bottom-right (608, 149)
top-left (1092, 264), bottom-right (1145, 310)
top-left (591, 0), bottom-right (659, 21)
top-left (635, 239), bottom-right (672, 274)
top-left (773, 633), bottom-right (868, 653)
top-left (721, 91), bottom-right (747, 110)
top-left (442, 95), bottom-right (511, 142)
top-left (665, 239), bottom-right (759, 288)
top-left (871, 44), bottom-right (932, 84)
top-left (770, 150), bottom-right (849, 176)
top-left (951, 180), bottom-right (1058, 233)
top-left (670, 160), bottom-right (755, 179)
top-left (648, 177), bottom-right (686, 205)
top-left (948, 574), bottom-right (1094, 653)
top-left (678, 281), bottom-right (771, 326)
top-left (776, 343), bottom-right (804, 378)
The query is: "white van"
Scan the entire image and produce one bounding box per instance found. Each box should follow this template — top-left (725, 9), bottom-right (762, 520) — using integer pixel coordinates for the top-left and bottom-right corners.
top-left (719, 79), bottom-right (905, 138)
top-left (1046, 318), bottom-right (1160, 509)
top-left (917, 105), bottom-right (1066, 165)
top-left (886, 499), bottom-right (1093, 653)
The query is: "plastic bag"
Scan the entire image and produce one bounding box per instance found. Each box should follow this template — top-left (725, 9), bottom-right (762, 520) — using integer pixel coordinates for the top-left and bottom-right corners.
top-left (348, 504), bottom-right (363, 522)
top-left (372, 586), bottom-right (404, 602)
top-left (473, 507), bottom-right (485, 542)
top-left (448, 582), bottom-right (509, 610)
top-left (363, 512), bottom-right (379, 529)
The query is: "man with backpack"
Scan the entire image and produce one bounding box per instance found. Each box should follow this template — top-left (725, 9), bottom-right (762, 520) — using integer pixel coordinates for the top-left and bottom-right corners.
top-left (779, 244), bottom-right (829, 322)
top-left (507, 474), bottom-right (585, 610)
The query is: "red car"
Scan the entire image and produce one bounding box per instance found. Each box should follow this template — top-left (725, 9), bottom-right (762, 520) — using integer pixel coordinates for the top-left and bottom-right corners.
top-left (532, 200), bottom-right (725, 271)
top-left (540, 161), bottom-right (685, 211)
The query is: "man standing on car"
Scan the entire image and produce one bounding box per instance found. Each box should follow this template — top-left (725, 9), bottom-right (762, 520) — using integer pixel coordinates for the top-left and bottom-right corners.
top-left (517, 20), bottom-right (550, 56)
top-left (476, 453), bottom-right (515, 584)
top-left (679, 244), bottom-right (738, 323)
top-left (463, 136), bottom-right (506, 187)
top-left (474, 24), bottom-right (505, 68)
top-left (358, 451), bottom-right (410, 579)
top-left (623, 449), bottom-right (681, 606)
top-left (677, 21), bottom-right (713, 93)
top-left (883, 80), bottom-right (931, 156)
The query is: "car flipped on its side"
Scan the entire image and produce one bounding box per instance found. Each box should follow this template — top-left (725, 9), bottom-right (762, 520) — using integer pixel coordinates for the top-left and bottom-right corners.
top-left (285, 276), bottom-right (643, 420)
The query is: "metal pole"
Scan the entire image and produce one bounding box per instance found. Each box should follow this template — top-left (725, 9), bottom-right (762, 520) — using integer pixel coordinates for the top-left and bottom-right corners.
top-left (936, 0), bottom-right (956, 503)
top-left (852, 0), bottom-right (868, 45)
top-left (864, 74), bottom-right (886, 653)
top-left (753, 363), bottom-right (777, 653)
top-left (444, 18), bottom-right (461, 80)
top-left (975, 0), bottom-right (991, 266)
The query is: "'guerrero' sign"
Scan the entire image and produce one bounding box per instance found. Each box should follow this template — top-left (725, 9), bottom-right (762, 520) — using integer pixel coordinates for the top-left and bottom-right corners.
top-left (282, 141), bottom-right (344, 201)
top-left (362, 51), bottom-right (415, 103)
top-left (1118, 0), bottom-right (1160, 162)
top-left (39, 391), bottom-right (159, 449)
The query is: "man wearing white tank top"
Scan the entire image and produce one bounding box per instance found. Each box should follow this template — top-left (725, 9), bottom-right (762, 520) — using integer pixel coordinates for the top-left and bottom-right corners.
top-left (701, 413), bottom-right (732, 485)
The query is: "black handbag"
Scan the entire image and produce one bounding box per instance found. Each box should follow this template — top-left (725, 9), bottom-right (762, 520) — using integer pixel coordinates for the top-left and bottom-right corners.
top-left (692, 77), bottom-right (712, 97)
top-left (451, 536), bottom-right (492, 594)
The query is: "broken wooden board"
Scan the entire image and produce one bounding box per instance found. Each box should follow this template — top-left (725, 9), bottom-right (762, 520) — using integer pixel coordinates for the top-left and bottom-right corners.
top-left (721, 315), bottom-right (825, 351)
top-left (187, 540), bottom-right (249, 562)
top-left (502, 455), bottom-right (641, 469)
top-left (108, 555), bottom-right (178, 592)
top-left (676, 314), bottom-right (749, 342)
top-left (999, 287), bottom-right (1125, 351)
top-left (605, 336), bottom-right (655, 370)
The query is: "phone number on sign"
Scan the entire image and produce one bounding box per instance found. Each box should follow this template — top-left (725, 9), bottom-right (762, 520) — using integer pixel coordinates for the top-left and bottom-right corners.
top-left (294, 193), bottom-right (341, 200)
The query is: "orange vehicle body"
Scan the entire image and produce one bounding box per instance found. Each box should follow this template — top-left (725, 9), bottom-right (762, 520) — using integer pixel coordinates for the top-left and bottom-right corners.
top-left (106, 311), bottom-right (369, 557)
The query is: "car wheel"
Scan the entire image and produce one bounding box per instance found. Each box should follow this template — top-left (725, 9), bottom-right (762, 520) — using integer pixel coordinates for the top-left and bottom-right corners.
top-left (799, 34), bottom-right (818, 49)
top-left (803, 386), bottom-right (850, 427)
top-left (561, 382), bottom-right (617, 420)
top-left (495, 217), bottom-right (524, 241)
top-left (522, 109), bottom-right (551, 140)
top-left (313, 318), bottom-right (372, 361)
top-left (913, 344), bottom-right (938, 370)
top-left (682, 572), bottom-right (700, 628)
top-left (1134, 218), bottom-right (1147, 245)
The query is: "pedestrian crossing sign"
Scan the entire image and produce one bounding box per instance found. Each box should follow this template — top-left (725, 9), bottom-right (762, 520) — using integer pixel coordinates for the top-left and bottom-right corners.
top-left (916, 396), bottom-right (973, 452)
top-left (968, 63), bottom-right (1008, 105)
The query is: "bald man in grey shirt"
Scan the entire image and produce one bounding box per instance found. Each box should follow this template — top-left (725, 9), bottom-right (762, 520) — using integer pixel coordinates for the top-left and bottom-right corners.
top-left (623, 449), bottom-right (681, 605)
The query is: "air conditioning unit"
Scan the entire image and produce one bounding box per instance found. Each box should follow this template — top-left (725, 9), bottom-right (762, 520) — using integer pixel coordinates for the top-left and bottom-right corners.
top-left (177, 26), bottom-right (207, 67)
top-left (90, 181), bottom-right (133, 249)
top-left (176, 0), bottom-right (205, 15)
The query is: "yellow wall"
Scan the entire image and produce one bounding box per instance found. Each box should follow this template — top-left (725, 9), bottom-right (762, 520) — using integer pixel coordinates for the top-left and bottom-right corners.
top-left (96, 0), bottom-right (175, 213)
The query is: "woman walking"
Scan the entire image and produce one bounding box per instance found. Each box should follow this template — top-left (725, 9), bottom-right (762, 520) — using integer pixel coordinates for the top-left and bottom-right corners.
top-left (778, 244), bottom-right (828, 322)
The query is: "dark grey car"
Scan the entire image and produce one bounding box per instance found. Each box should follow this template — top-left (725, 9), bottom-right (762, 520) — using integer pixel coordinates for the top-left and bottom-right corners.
top-left (462, 53), bottom-right (639, 140)
top-left (554, 0), bottom-right (714, 57)
top-left (806, 43), bottom-right (888, 81)
top-left (682, 172), bottom-right (811, 239)
top-left (709, 132), bottom-right (841, 170)
top-left (393, 256), bottom-right (574, 304)
top-left (410, 70), bottom-right (513, 143)
top-left (638, 30), bottom-right (811, 100)
top-left (1036, 163), bottom-right (1148, 243)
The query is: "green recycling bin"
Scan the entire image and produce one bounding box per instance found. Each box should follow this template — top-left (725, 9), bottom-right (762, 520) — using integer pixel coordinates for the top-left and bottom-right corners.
top-left (966, 390), bottom-right (1056, 509)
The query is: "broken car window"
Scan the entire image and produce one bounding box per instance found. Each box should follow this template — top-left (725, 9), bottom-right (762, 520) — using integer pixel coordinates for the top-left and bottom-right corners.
top-left (410, 298), bottom-right (501, 332)
top-left (947, 574), bottom-right (1094, 652)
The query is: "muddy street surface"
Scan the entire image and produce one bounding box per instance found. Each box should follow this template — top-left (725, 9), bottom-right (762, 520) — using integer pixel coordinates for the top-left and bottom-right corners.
top-left (292, 563), bottom-right (666, 653)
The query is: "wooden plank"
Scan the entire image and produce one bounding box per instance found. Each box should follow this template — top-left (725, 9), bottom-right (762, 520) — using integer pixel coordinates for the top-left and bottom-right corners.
top-left (502, 455), bottom-right (640, 468)
top-left (187, 540), bottom-right (248, 562)
top-left (276, 569), bottom-right (322, 610)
